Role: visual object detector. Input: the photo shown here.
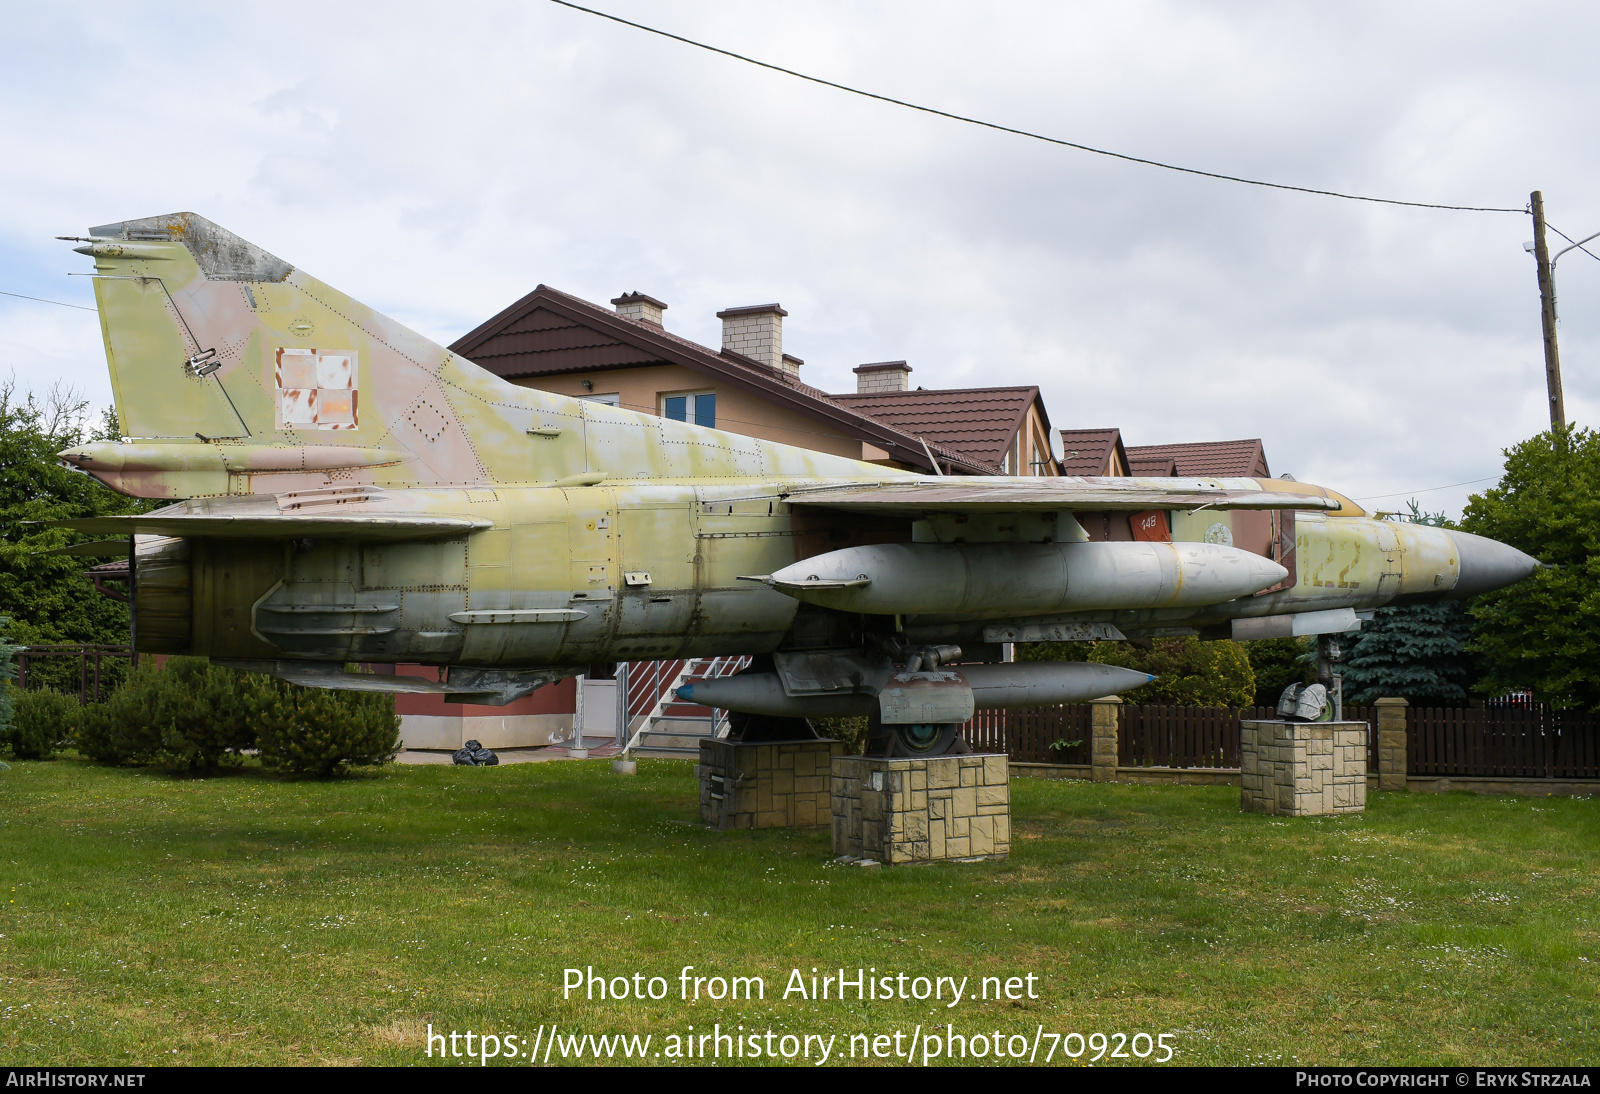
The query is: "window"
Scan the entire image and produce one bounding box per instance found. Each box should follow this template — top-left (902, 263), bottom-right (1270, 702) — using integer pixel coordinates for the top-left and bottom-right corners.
top-left (662, 391), bottom-right (716, 427)
top-left (581, 393), bottom-right (621, 407)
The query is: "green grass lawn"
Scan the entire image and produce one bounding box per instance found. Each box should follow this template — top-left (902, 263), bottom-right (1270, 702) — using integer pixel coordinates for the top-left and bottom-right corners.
top-left (0, 755), bottom-right (1595, 1066)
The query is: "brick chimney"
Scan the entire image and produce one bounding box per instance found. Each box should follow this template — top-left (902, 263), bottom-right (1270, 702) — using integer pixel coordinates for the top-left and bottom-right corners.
top-left (612, 291), bottom-right (667, 326)
top-left (717, 303), bottom-right (787, 372)
top-left (852, 360), bottom-right (912, 394)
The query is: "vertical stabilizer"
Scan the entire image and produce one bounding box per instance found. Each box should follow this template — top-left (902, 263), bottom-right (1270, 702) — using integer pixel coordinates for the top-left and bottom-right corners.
top-left (71, 213), bottom-right (904, 499)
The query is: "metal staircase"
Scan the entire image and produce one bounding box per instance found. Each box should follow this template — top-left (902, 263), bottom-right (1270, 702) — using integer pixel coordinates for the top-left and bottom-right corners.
top-left (622, 655), bottom-right (751, 758)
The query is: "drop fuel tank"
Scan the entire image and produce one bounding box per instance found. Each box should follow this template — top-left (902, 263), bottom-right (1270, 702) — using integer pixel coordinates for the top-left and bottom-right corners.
top-left (676, 661), bottom-right (1155, 718)
top-left (765, 540), bottom-right (1287, 616)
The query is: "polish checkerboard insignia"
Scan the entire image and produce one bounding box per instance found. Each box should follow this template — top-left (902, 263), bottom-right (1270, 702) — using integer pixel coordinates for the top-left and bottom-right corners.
top-left (275, 348), bottom-right (357, 430)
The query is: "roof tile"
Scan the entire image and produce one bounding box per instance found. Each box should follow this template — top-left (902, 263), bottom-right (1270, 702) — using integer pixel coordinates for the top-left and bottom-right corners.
top-left (1124, 439), bottom-right (1269, 478)
top-left (1058, 428), bottom-right (1126, 476)
top-left (831, 387), bottom-right (1041, 470)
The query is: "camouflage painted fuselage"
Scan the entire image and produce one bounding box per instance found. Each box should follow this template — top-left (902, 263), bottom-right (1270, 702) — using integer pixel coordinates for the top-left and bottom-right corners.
top-left (60, 214), bottom-right (1534, 673)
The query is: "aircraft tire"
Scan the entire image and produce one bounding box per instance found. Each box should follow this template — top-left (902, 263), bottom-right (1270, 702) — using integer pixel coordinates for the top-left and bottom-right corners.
top-left (867, 719), bottom-right (965, 758)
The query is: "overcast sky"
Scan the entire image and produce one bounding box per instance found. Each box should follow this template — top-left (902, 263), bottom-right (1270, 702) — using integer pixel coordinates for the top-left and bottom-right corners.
top-left (4, 1), bottom-right (1598, 517)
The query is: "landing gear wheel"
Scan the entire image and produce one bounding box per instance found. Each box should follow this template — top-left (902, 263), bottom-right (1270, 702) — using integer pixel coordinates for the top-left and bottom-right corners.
top-left (867, 717), bottom-right (966, 757)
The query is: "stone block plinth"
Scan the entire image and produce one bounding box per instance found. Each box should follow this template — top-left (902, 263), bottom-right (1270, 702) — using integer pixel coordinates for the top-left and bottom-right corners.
top-left (1374, 697), bottom-right (1408, 792)
top-left (1240, 720), bottom-right (1367, 816)
top-left (697, 738), bottom-right (844, 829)
top-left (1091, 696), bottom-right (1121, 783)
top-left (831, 754), bottom-right (1010, 864)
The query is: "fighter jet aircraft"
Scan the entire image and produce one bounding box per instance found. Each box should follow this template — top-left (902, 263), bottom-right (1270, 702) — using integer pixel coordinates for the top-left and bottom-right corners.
top-left (49, 213), bottom-right (1540, 756)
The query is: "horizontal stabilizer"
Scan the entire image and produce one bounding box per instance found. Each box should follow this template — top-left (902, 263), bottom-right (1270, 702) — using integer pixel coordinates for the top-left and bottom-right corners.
top-left (782, 477), bottom-right (1340, 513)
top-left (214, 661), bottom-right (576, 705)
top-left (44, 514), bottom-right (488, 541)
top-left (216, 660), bottom-right (458, 694)
top-left (37, 539), bottom-right (131, 558)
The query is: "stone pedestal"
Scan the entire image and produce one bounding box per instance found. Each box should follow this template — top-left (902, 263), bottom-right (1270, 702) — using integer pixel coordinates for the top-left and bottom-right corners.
top-left (1374, 697), bottom-right (1408, 791)
top-left (1091, 696), bottom-right (1121, 782)
top-left (697, 738), bottom-right (844, 829)
top-left (1240, 720), bottom-right (1367, 816)
top-left (831, 754), bottom-right (1010, 864)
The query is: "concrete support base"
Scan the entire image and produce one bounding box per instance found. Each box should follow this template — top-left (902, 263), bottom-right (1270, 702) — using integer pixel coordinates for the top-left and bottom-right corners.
top-left (1241, 719), bottom-right (1367, 816)
top-left (1091, 696), bottom-right (1120, 782)
top-left (1374, 696), bottom-right (1409, 791)
top-left (697, 738), bottom-right (844, 830)
top-left (831, 754), bottom-right (1010, 865)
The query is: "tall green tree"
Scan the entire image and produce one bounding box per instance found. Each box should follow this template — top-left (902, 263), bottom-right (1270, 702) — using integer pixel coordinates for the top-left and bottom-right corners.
top-left (0, 380), bottom-right (152, 646)
top-left (1460, 426), bottom-right (1600, 710)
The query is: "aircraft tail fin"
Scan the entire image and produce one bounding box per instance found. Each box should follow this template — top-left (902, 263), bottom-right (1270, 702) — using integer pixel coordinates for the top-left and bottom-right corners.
top-left (77, 212), bottom-right (506, 495)
top-left (73, 212), bottom-right (899, 500)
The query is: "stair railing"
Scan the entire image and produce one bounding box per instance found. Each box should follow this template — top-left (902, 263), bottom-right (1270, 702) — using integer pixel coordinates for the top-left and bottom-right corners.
top-left (620, 654), bottom-right (752, 757)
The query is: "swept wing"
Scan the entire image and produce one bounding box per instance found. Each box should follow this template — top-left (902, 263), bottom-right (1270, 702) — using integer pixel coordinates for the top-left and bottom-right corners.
top-left (779, 476), bottom-right (1340, 513)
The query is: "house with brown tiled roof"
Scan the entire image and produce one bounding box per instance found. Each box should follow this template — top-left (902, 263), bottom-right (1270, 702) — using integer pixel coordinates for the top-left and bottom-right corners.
top-left (831, 364), bottom-right (1055, 476)
top-left (1058, 427), bottom-right (1130, 476)
top-left (1127, 455), bottom-right (1178, 476)
top-left (450, 287), bottom-right (1058, 477)
top-left (1123, 438), bottom-right (1270, 479)
top-left (1054, 430), bottom-right (1280, 546)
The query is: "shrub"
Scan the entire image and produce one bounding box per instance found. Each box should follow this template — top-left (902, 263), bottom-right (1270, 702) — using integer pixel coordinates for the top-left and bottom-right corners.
top-left (8, 688), bottom-right (80, 759)
top-left (248, 677), bottom-right (400, 776)
top-left (0, 622), bottom-right (16, 746)
top-left (812, 715), bottom-right (870, 755)
top-left (1244, 637), bottom-right (1314, 708)
top-left (1023, 637), bottom-right (1257, 707)
top-left (147, 658), bottom-right (256, 771)
top-left (74, 691), bottom-right (142, 765)
top-left (74, 657), bottom-right (255, 770)
top-left (74, 666), bottom-right (164, 765)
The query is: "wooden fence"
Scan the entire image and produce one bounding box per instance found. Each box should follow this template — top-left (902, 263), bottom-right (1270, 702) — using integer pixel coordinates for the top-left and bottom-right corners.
top-left (1409, 704), bottom-right (1600, 779)
top-left (963, 706), bottom-right (1092, 764)
top-left (1119, 705), bottom-right (1256, 768)
top-left (966, 703), bottom-right (1382, 770)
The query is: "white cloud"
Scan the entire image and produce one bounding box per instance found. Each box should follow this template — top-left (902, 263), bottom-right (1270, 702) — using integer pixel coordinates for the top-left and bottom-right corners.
top-left (0, 302), bottom-right (112, 410)
top-left (3, 0), bottom-right (1598, 518)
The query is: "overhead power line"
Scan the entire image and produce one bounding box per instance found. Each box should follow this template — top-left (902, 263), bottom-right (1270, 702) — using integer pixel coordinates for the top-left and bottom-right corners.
top-left (549, 0), bottom-right (1525, 215)
top-left (0, 289), bottom-right (95, 312)
top-left (1353, 476), bottom-right (1498, 502)
top-left (1548, 224), bottom-right (1600, 265)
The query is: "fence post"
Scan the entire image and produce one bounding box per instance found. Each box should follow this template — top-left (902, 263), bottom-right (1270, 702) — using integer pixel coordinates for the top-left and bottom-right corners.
top-left (1374, 696), bottom-right (1408, 791)
top-left (1091, 696), bottom-right (1121, 782)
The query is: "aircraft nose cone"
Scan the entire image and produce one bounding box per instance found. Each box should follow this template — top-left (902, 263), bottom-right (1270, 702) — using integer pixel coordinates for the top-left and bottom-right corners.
top-left (1445, 529), bottom-right (1542, 598)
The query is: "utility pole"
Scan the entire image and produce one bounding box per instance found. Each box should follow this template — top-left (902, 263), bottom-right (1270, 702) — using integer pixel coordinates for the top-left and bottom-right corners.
top-left (1530, 191), bottom-right (1566, 431)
